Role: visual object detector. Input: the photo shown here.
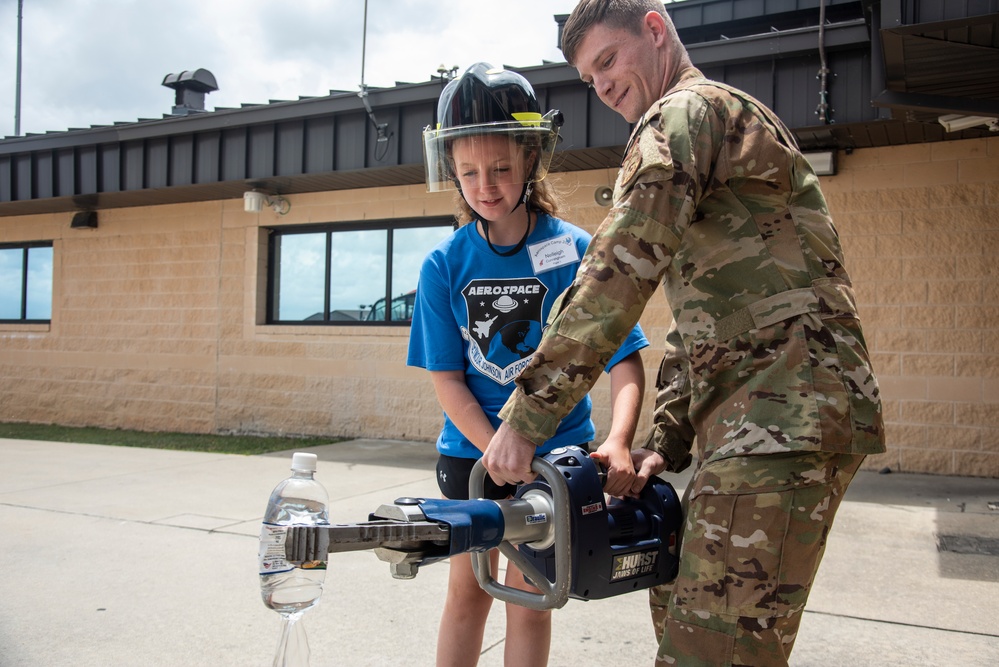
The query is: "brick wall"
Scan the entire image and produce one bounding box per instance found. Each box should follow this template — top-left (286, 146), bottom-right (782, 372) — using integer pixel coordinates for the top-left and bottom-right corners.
top-left (819, 137), bottom-right (999, 477)
top-left (0, 137), bottom-right (996, 476)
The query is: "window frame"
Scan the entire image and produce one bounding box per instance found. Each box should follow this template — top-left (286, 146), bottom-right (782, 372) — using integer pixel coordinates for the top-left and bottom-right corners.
top-left (0, 240), bottom-right (54, 324)
top-left (265, 217), bottom-right (454, 326)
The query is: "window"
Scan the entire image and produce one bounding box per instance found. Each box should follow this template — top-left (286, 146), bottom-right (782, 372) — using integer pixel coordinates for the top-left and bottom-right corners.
top-left (267, 218), bottom-right (454, 324)
top-left (0, 242), bottom-right (53, 323)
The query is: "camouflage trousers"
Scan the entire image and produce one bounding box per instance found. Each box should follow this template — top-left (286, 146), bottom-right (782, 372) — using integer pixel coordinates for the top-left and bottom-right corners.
top-left (650, 451), bottom-right (864, 666)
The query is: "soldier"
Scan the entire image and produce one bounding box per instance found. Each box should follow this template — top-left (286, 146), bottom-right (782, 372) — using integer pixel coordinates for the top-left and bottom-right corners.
top-left (482, 2), bottom-right (886, 665)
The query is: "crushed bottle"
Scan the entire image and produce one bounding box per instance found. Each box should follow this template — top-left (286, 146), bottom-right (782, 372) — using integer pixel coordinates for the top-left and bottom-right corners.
top-left (258, 452), bottom-right (329, 667)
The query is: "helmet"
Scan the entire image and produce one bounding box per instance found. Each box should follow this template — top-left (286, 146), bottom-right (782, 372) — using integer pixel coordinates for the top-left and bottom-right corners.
top-left (423, 62), bottom-right (563, 193)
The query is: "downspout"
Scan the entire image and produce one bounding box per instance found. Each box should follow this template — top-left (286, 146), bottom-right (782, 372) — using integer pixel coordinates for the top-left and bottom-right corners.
top-left (816, 0), bottom-right (832, 124)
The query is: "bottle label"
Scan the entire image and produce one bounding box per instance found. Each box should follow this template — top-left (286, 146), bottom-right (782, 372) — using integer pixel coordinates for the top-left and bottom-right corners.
top-left (259, 524), bottom-right (294, 576)
top-left (258, 523), bottom-right (328, 575)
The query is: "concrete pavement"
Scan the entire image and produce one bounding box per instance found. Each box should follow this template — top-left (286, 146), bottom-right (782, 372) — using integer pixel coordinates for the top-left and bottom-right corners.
top-left (1, 437), bottom-right (998, 666)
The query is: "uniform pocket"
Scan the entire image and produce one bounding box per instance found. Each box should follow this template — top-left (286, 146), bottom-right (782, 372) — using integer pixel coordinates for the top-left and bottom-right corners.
top-left (673, 452), bottom-right (845, 619)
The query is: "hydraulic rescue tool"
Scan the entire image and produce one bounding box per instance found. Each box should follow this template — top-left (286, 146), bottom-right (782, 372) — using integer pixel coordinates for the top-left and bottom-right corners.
top-left (284, 446), bottom-right (683, 611)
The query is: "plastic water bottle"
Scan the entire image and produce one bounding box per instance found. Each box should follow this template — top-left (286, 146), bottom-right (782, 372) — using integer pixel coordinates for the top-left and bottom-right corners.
top-left (258, 452), bottom-right (329, 666)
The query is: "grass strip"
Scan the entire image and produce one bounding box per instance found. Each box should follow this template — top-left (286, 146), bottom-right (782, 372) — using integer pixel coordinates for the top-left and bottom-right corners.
top-left (0, 422), bottom-right (341, 455)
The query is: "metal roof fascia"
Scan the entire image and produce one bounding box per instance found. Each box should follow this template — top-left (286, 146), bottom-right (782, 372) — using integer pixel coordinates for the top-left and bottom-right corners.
top-left (872, 90), bottom-right (999, 116)
top-left (0, 80), bottom-right (444, 156)
top-left (685, 19), bottom-right (870, 67)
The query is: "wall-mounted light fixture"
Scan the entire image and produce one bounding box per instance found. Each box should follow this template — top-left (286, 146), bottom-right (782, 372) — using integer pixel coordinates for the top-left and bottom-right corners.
top-left (594, 186), bottom-right (613, 207)
top-left (802, 150), bottom-right (837, 176)
top-left (938, 114), bottom-right (999, 133)
top-left (70, 210), bottom-right (98, 229)
top-left (243, 189), bottom-right (290, 215)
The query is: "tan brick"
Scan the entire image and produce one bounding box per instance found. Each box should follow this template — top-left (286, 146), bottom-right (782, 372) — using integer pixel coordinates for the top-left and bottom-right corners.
top-left (957, 156), bottom-right (999, 184)
top-left (901, 305), bottom-right (954, 329)
top-left (980, 428), bottom-right (999, 454)
top-left (883, 143), bottom-right (934, 165)
top-left (836, 190), bottom-right (883, 212)
top-left (841, 235), bottom-right (878, 258)
top-left (879, 398), bottom-right (901, 421)
top-left (956, 305), bottom-right (999, 329)
top-left (899, 447), bottom-right (954, 474)
top-left (901, 353), bottom-right (954, 376)
top-left (901, 257), bottom-right (957, 280)
top-left (926, 377), bottom-right (983, 403)
top-left (956, 403), bottom-right (999, 428)
top-left (879, 187), bottom-right (930, 211)
top-left (849, 257), bottom-right (903, 282)
top-left (905, 159), bottom-right (957, 187)
top-left (932, 139), bottom-right (986, 162)
top-left (870, 352), bottom-right (901, 375)
top-left (851, 165), bottom-right (904, 192)
top-left (925, 330), bottom-right (982, 354)
top-left (982, 178), bottom-right (999, 206)
top-left (925, 425), bottom-right (981, 449)
top-left (877, 281), bottom-right (927, 305)
top-left (985, 379), bottom-right (999, 403)
top-left (885, 421), bottom-right (928, 448)
top-left (860, 304), bottom-right (902, 329)
top-left (927, 281), bottom-right (982, 305)
top-left (956, 253), bottom-right (999, 279)
top-left (900, 400), bottom-right (955, 424)
top-left (853, 281), bottom-right (877, 306)
top-left (904, 206), bottom-right (994, 233)
top-left (953, 451), bottom-right (999, 478)
top-left (876, 329), bottom-right (925, 352)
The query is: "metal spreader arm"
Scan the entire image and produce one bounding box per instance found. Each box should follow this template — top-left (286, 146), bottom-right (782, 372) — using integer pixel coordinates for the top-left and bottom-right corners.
top-left (468, 457), bottom-right (572, 611)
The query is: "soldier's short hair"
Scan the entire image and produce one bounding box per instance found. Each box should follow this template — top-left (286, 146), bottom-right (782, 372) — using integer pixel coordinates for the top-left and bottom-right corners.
top-left (561, 0), bottom-right (668, 66)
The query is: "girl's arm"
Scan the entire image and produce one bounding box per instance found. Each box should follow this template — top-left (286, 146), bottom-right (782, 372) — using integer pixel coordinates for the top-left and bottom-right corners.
top-left (429, 370), bottom-right (496, 454)
top-left (591, 350), bottom-right (645, 497)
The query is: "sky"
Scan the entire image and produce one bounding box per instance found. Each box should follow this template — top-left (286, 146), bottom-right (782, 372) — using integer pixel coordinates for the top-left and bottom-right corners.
top-left (0, 0), bottom-right (590, 138)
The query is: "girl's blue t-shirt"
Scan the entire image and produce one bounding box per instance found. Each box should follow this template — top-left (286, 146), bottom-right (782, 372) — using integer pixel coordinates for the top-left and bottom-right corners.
top-left (407, 213), bottom-right (649, 459)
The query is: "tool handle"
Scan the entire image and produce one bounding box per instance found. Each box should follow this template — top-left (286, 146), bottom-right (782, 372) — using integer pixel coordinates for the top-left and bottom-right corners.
top-left (468, 457), bottom-right (571, 610)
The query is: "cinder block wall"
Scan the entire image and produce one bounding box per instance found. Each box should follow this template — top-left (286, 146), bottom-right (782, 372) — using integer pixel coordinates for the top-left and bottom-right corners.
top-left (0, 137), bottom-right (996, 476)
top-left (819, 137), bottom-right (999, 477)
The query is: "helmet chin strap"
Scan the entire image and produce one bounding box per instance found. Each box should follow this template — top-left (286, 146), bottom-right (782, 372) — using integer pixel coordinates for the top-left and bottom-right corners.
top-left (467, 182), bottom-right (534, 257)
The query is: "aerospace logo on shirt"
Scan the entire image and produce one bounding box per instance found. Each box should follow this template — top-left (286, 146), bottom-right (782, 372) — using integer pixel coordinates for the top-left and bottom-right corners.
top-left (460, 277), bottom-right (549, 385)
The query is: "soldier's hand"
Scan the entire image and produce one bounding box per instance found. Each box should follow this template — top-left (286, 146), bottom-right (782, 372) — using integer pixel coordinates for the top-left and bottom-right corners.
top-left (483, 422), bottom-right (538, 486)
top-left (631, 449), bottom-right (666, 493)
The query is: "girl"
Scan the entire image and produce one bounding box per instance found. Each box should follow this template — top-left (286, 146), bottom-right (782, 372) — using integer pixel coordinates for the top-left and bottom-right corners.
top-left (408, 62), bottom-right (648, 667)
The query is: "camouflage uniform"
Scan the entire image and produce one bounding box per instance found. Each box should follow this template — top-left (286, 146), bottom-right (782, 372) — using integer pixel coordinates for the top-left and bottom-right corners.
top-left (499, 68), bottom-right (885, 665)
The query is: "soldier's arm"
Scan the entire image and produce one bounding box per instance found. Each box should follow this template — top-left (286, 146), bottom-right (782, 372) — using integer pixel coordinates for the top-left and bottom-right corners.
top-left (498, 102), bottom-right (705, 445)
top-left (640, 321), bottom-right (694, 473)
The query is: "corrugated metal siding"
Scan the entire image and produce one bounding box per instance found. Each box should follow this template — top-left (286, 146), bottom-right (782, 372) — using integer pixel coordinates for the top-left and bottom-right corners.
top-left (336, 113), bottom-right (366, 171)
top-left (170, 136), bottom-right (194, 186)
top-left (79, 146), bottom-right (98, 194)
top-left (276, 121), bottom-right (304, 177)
top-left (304, 118), bottom-right (335, 174)
top-left (910, 0), bottom-right (999, 22)
top-left (221, 129), bottom-right (247, 182)
top-left (35, 153), bottom-right (53, 199)
top-left (195, 132), bottom-right (220, 184)
top-left (148, 138), bottom-right (169, 189)
top-left (56, 149), bottom-right (74, 198)
top-left (100, 145), bottom-right (120, 193)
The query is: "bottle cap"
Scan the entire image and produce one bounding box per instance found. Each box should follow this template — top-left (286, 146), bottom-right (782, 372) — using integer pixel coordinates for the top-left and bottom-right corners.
top-left (291, 452), bottom-right (318, 472)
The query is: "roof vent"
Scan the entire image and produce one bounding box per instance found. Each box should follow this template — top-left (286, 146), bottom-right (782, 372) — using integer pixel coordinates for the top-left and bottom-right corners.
top-left (161, 69), bottom-right (218, 116)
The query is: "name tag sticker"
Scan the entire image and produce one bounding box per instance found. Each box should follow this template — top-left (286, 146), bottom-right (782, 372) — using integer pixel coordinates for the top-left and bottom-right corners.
top-left (529, 235), bottom-right (579, 274)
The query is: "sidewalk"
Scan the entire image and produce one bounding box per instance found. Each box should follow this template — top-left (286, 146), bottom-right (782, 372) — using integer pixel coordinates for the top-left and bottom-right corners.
top-left (0, 437), bottom-right (997, 666)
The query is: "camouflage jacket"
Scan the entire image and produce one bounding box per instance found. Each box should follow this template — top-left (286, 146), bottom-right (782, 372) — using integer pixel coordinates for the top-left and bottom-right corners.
top-left (499, 68), bottom-right (885, 469)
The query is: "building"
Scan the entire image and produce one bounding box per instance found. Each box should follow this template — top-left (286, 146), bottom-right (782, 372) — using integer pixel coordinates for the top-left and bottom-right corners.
top-left (2, 0), bottom-right (998, 476)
